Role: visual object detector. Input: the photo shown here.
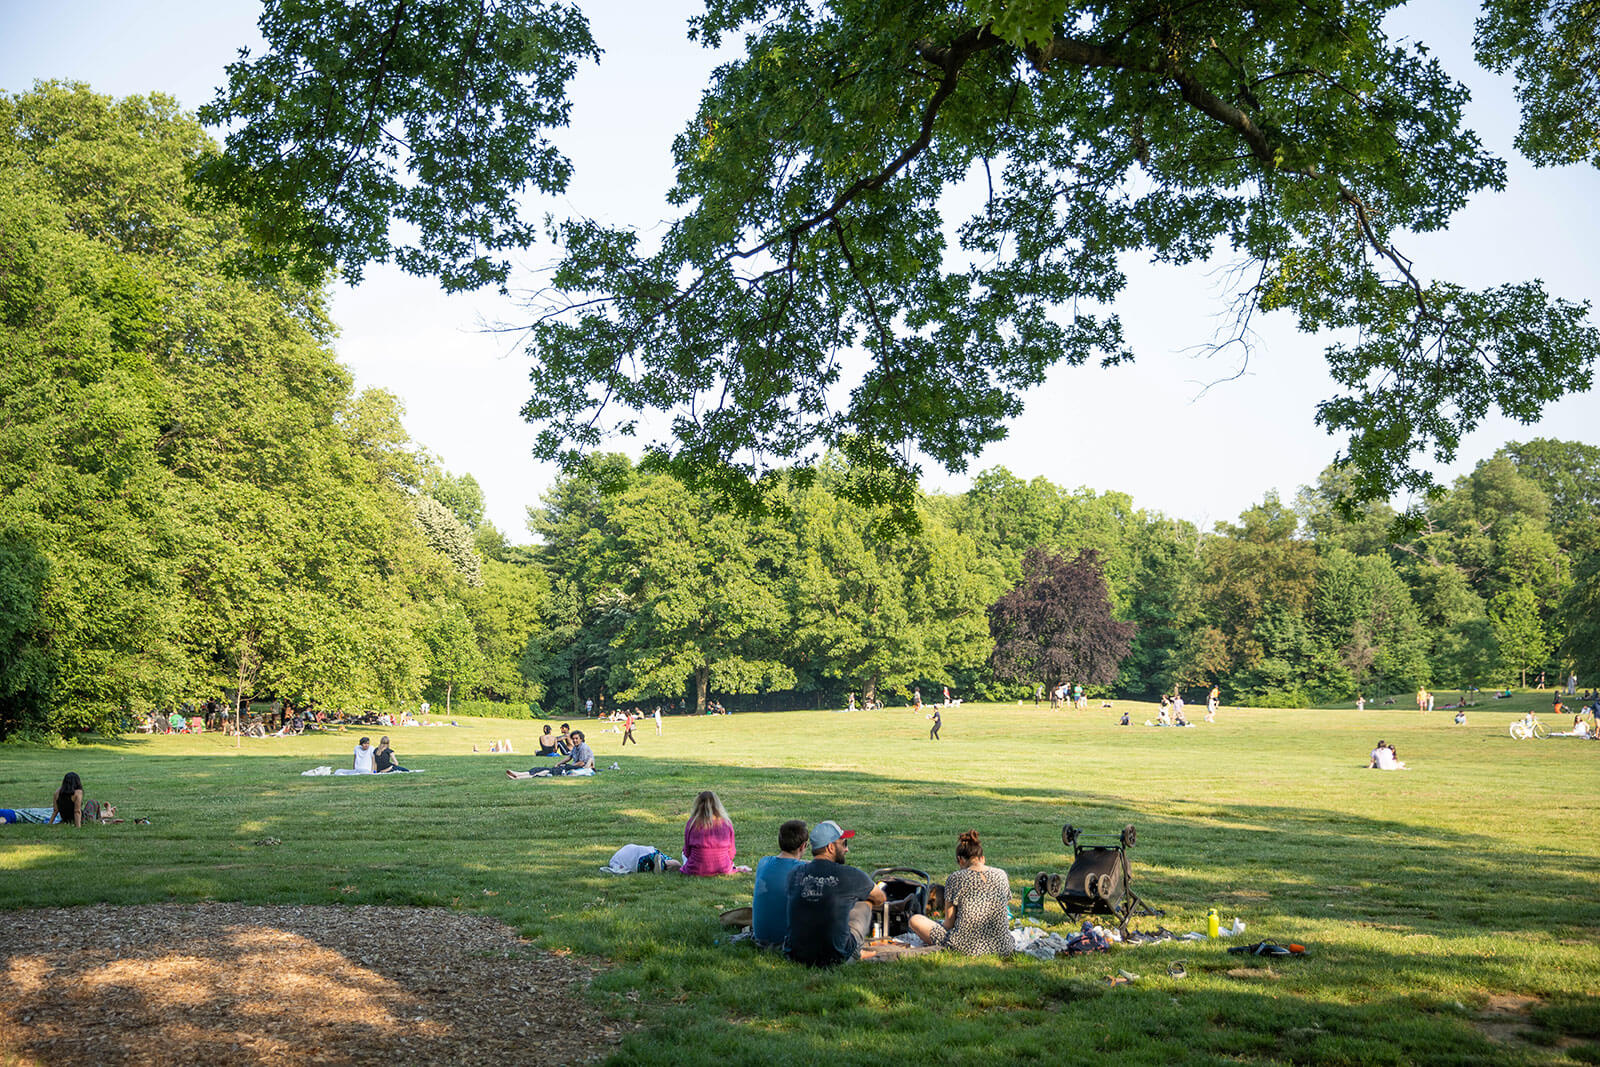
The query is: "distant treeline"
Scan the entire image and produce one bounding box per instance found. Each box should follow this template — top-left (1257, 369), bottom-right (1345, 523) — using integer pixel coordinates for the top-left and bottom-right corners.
top-left (3, 85), bottom-right (1596, 739)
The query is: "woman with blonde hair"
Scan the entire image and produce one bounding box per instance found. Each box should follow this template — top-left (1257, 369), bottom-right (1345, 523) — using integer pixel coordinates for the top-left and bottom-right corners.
top-left (680, 790), bottom-right (736, 876)
top-left (908, 830), bottom-right (1013, 956)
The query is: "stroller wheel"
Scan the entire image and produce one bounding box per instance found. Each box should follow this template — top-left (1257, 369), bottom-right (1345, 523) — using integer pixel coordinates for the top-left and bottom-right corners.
top-left (1047, 873), bottom-right (1064, 897)
top-left (1035, 872), bottom-right (1051, 897)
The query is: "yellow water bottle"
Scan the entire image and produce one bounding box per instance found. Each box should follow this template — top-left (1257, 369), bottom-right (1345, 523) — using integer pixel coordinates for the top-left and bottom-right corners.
top-left (1207, 908), bottom-right (1220, 938)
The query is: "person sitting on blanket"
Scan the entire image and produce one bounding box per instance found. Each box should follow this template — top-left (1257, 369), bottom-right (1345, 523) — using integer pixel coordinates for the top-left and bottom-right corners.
top-left (1368, 740), bottom-right (1405, 770)
top-left (373, 736), bottom-right (413, 773)
top-left (784, 820), bottom-right (886, 967)
top-left (352, 737), bottom-right (376, 774)
top-left (680, 790), bottom-right (736, 876)
top-left (907, 830), bottom-right (1013, 956)
top-left (508, 731), bottom-right (594, 778)
top-left (751, 819), bottom-right (809, 947)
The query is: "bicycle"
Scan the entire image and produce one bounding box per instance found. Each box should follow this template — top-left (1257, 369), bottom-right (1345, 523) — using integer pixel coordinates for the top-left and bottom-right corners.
top-left (1509, 717), bottom-right (1548, 740)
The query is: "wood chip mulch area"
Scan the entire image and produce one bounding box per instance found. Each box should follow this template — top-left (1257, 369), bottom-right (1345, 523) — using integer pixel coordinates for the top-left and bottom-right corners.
top-left (1, 904), bottom-right (638, 1065)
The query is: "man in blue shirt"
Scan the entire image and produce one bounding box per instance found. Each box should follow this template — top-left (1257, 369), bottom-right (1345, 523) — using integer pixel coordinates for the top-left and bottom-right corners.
top-left (751, 820), bottom-right (809, 947)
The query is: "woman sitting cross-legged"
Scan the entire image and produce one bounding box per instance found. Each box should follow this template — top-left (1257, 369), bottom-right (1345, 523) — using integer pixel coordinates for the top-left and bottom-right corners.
top-left (908, 830), bottom-right (1013, 956)
top-left (680, 790), bottom-right (736, 876)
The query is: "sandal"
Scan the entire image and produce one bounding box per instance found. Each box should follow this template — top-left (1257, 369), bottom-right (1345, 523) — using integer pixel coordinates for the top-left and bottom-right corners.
top-left (1166, 960), bottom-right (1188, 978)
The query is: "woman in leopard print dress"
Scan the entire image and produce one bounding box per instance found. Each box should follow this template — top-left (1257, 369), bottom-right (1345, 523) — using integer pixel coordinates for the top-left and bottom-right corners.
top-left (909, 830), bottom-right (1013, 956)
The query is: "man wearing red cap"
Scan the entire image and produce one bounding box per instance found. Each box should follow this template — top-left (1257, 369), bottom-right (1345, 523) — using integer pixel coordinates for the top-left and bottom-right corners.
top-left (784, 820), bottom-right (887, 966)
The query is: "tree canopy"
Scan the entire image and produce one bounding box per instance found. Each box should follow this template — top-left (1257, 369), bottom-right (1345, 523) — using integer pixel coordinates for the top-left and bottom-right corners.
top-left (198, 0), bottom-right (1600, 525)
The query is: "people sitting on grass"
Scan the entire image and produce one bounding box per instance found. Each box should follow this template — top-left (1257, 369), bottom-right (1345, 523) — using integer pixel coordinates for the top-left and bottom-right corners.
top-left (751, 819), bottom-right (809, 948)
top-left (907, 830), bottom-right (1013, 957)
top-left (507, 731), bottom-right (594, 778)
top-left (1454, 708), bottom-right (1467, 725)
top-left (1368, 741), bottom-right (1406, 770)
top-left (352, 736), bottom-right (376, 774)
top-left (784, 820), bottom-right (887, 967)
top-left (537, 725), bottom-right (560, 755)
top-left (681, 790), bottom-right (737, 876)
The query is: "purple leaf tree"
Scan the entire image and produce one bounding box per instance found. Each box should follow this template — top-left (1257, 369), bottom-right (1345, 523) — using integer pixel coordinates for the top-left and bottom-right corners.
top-left (989, 548), bottom-right (1136, 692)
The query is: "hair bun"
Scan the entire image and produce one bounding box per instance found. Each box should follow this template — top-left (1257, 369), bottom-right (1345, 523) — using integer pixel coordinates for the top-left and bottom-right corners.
top-left (959, 829), bottom-right (980, 846)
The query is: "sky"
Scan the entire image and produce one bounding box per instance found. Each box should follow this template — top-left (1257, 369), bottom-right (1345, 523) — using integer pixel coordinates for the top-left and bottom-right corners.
top-left (4, 0), bottom-right (1597, 541)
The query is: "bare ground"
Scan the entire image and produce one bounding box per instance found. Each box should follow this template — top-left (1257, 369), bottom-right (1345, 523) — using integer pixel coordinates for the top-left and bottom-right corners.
top-left (0, 904), bottom-right (637, 1065)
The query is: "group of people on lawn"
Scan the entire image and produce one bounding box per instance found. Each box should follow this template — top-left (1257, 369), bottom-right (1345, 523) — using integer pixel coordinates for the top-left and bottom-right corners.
top-left (669, 790), bottom-right (1012, 966)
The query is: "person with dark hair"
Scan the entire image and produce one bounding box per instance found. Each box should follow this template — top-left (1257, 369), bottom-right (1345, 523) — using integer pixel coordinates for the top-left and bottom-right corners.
top-left (751, 819), bottom-right (809, 947)
top-left (536, 725), bottom-right (559, 755)
top-left (784, 820), bottom-right (886, 966)
top-left (928, 707), bottom-right (941, 740)
top-left (680, 791), bottom-right (736, 875)
top-left (908, 830), bottom-right (1012, 955)
top-left (54, 773), bottom-right (85, 826)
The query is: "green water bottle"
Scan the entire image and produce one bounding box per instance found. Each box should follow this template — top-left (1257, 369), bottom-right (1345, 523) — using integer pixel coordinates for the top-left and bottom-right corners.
top-left (1207, 908), bottom-right (1220, 938)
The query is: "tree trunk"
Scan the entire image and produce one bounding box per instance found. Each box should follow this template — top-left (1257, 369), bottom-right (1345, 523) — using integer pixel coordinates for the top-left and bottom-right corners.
top-left (571, 663), bottom-right (581, 717)
top-left (446, 681), bottom-right (454, 713)
top-left (865, 671), bottom-right (879, 707)
top-left (694, 665), bottom-right (709, 714)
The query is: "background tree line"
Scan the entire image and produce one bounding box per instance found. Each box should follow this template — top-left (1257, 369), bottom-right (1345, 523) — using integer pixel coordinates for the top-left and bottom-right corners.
top-left (3, 84), bottom-right (1595, 738)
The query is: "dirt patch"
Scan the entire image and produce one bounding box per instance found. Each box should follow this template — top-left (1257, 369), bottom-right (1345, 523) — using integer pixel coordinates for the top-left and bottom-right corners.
top-left (0, 904), bottom-right (637, 1065)
top-left (1224, 966), bottom-right (1281, 980)
top-left (1471, 992), bottom-right (1542, 1048)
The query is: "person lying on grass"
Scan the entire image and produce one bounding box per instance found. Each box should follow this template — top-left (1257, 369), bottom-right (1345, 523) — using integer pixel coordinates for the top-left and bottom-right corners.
top-left (1, 773), bottom-right (115, 825)
top-left (907, 830), bottom-right (1013, 957)
top-left (508, 731), bottom-right (594, 777)
top-left (680, 790), bottom-right (736, 876)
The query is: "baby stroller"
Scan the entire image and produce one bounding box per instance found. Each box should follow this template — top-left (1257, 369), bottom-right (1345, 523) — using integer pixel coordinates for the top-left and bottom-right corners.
top-left (1034, 823), bottom-right (1161, 935)
top-left (869, 867), bottom-right (934, 938)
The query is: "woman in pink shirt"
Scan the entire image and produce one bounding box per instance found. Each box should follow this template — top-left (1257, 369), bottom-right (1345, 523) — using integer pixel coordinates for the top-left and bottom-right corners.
top-left (680, 790), bottom-right (736, 875)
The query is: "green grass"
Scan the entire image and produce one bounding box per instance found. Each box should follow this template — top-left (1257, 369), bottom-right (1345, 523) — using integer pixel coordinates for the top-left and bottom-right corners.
top-left (3, 697), bottom-right (1598, 1065)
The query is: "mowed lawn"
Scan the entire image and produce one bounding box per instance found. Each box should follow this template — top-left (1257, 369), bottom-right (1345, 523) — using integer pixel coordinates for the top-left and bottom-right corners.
top-left (3, 699), bottom-right (1597, 1065)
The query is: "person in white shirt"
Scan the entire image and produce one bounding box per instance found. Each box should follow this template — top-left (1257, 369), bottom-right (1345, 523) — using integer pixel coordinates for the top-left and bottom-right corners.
top-left (352, 737), bottom-right (376, 774)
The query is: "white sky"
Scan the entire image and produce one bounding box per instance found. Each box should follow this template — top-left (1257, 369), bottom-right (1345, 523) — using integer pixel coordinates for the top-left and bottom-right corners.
top-left (4, 0), bottom-right (1596, 541)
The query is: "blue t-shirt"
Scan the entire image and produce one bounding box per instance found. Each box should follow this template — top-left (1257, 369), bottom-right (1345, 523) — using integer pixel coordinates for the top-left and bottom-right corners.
top-left (751, 855), bottom-right (806, 946)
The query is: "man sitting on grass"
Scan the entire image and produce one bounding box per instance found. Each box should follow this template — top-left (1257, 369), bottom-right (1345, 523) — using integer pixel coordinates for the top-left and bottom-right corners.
top-left (1367, 740), bottom-right (1406, 770)
top-left (508, 731), bottom-right (594, 778)
top-left (784, 820), bottom-right (887, 967)
top-left (751, 819), bottom-right (809, 948)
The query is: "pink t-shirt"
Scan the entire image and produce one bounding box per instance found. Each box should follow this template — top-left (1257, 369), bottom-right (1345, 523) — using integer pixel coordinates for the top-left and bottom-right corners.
top-left (681, 818), bottom-right (736, 876)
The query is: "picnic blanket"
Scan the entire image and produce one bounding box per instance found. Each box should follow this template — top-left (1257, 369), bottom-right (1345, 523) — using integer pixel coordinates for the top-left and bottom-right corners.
top-left (301, 767), bottom-right (426, 776)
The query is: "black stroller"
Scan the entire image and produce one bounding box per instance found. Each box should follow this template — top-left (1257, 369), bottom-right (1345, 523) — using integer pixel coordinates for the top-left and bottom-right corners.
top-left (869, 867), bottom-right (934, 938)
top-left (1034, 823), bottom-right (1161, 935)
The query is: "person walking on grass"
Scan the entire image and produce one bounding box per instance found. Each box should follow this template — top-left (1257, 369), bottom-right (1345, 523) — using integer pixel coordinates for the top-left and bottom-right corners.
top-left (928, 707), bottom-right (941, 740)
top-left (654, 706), bottom-right (662, 735)
top-left (622, 710), bottom-right (638, 746)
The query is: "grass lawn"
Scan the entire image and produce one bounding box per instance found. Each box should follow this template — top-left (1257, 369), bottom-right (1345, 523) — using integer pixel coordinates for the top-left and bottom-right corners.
top-left (3, 695), bottom-right (1598, 1065)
